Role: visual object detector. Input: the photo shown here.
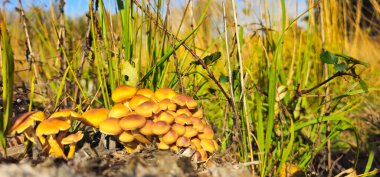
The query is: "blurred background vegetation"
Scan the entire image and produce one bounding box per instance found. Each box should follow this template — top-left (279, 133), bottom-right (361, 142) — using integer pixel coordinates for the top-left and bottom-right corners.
top-left (0, 0), bottom-right (379, 176)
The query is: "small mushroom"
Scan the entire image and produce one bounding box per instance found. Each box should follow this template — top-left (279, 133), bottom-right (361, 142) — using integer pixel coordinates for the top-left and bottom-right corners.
top-left (200, 138), bottom-right (216, 153)
top-left (134, 101), bottom-right (160, 117)
top-left (128, 95), bottom-right (151, 110)
top-left (155, 111), bottom-right (175, 124)
top-left (111, 85), bottom-right (137, 103)
top-left (171, 123), bottom-right (186, 136)
top-left (36, 118), bottom-right (71, 158)
top-left (119, 114), bottom-right (146, 130)
top-left (158, 99), bottom-right (177, 111)
top-left (175, 114), bottom-right (191, 125)
top-left (154, 88), bottom-right (177, 101)
top-left (99, 118), bottom-right (123, 135)
top-left (176, 108), bottom-right (192, 117)
top-left (176, 136), bottom-right (190, 147)
top-left (8, 111), bottom-right (46, 147)
top-left (197, 125), bottom-right (214, 139)
top-left (108, 104), bottom-right (130, 118)
top-left (119, 131), bottom-right (135, 143)
top-left (151, 121), bottom-right (171, 135)
top-left (191, 117), bottom-right (205, 132)
top-left (172, 94), bottom-right (197, 110)
top-left (82, 108), bottom-right (109, 128)
top-left (61, 131), bottom-right (84, 158)
top-left (139, 120), bottom-right (154, 136)
top-left (136, 88), bottom-right (154, 98)
top-left (160, 129), bottom-right (179, 145)
top-left (184, 126), bottom-right (198, 138)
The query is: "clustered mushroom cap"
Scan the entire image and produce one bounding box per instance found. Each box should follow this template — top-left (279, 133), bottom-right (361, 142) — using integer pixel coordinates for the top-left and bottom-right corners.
top-left (82, 108), bottom-right (109, 128)
top-left (12, 85), bottom-right (217, 160)
top-left (111, 85), bottom-right (137, 103)
top-left (108, 104), bottom-right (130, 118)
top-left (119, 114), bottom-right (146, 130)
top-left (99, 118), bottom-right (122, 135)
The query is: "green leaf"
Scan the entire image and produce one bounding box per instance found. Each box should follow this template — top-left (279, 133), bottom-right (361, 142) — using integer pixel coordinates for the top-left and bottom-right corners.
top-left (191, 51), bottom-right (221, 65)
top-left (335, 53), bottom-right (370, 67)
top-left (320, 51), bottom-right (338, 64)
top-left (218, 74), bottom-right (229, 83)
top-left (359, 79), bottom-right (369, 93)
top-left (334, 62), bottom-right (347, 72)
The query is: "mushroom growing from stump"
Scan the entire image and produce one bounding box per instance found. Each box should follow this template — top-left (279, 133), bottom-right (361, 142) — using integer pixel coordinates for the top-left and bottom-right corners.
top-left (61, 131), bottom-right (84, 158)
top-left (111, 85), bottom-right (137, 104)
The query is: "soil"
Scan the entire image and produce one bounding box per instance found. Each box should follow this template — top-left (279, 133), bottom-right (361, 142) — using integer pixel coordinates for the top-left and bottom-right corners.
top-left (0, 146), bottom-right (251, 177)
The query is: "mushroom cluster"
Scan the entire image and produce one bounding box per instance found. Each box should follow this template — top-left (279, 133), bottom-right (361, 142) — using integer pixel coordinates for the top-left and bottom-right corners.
top-left (84, 86), bottom-right (218, 161)
top-left (8, 85), bottom-right (218, 161)
top-left (8, 110), bottom-right (84, 159)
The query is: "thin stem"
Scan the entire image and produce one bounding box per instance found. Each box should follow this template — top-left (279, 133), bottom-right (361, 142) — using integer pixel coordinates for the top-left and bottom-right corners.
top-left (231, 0), bottom-right (254, 174)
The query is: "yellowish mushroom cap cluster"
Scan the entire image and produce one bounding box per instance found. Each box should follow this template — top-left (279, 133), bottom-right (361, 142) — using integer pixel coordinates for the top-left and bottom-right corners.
top-left (86, 85), bottom-right (218, 161)
top-left (8, 85), bottom-right (218, 161)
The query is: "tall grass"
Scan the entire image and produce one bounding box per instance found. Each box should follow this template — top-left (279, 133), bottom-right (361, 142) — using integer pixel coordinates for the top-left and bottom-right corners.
top-left (0, 11), bottom-right (15, 156)
top-left (1, 0), bottom-right (379, 176)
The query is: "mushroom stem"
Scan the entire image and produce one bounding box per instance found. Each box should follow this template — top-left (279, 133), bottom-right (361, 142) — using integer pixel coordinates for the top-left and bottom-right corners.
top-left (67, 144), bottom-right (76, 159)
top-left (47, 135), bottom-right (65, 158)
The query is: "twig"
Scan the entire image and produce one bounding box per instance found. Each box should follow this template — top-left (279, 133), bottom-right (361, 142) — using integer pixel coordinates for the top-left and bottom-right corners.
top-left (290, 72), bottom-right (354, 105)
top-left (132, 0), bottom-right (234, 111)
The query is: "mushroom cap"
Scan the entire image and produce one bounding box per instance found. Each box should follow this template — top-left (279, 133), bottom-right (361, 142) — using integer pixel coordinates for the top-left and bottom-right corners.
top-left (136, 88), bottom-right (154, 98)
top-left (134, 101), bottom-right (160, 117)
top-left (184, 126), bottom-right (198, 138)
top-left (158, 99), bottom-right (177, 111)
top-left (61, 131), bottom-right (84, 145)
top-left (192, 109), bottom-right (203, 118)
top-left (191, 117), bottom-right (205, 132)
top-left (49, 109), bottom-right (82, 121)
top-left (154, 88), bottom-right (177, 101)
top-left (128, 95), bottom-right (151, 110)
top-left (172, 94), bottom-right (197, 109)
top-left (119, 131), bottom-right (134, 143)
top-left (190, 138), bottom-right (202, 149)
top-left (36, 118), bottom-right (71, 136)
top-left (119, 114), bottom-right (146, 130)
top-left (139, 120), bottom-right (154, 136)
top-left (161, 129), bottom-right (179, 145)
top-left (175, 114), bottom-right (191, 125)
top-left (112, 85), bottom-right (137, 103)
top-left (82, 108), bottom-right (109, 128)
top-left (99, 118), bottom-right (122, 135)
top-left (9, 111), bottom-right (45, 135)
top-left (151, 121), bottom-right (170, 135)
top-left (197, 124), bottom-right (214, 139)
top-left (157, 141), bottom-right (170, 150)
top-left (176, 136), bottom-right (190, 147)
top-left (200, 138), bottom-right (216, 153)
top-left (176, 108), bottom-right (192, 117)
top-left (155, 111), bottom-right (175, 124)
top-left (108, 104), bottom-right (130, 119)
top-left (171, 123), bottom-right (185, 136)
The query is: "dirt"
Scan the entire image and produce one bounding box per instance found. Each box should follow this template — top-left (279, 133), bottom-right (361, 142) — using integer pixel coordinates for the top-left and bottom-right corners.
top-left (0, 147), bottom-right (251, 177)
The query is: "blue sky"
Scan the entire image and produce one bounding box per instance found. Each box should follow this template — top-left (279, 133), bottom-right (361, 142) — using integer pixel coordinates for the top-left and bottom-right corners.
top-left (4, 0), bottom-right (308, 19)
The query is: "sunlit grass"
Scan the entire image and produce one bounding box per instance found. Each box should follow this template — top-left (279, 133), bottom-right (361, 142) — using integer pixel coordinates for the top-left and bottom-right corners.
top-left (1, 0), bottom-right (379, 176)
